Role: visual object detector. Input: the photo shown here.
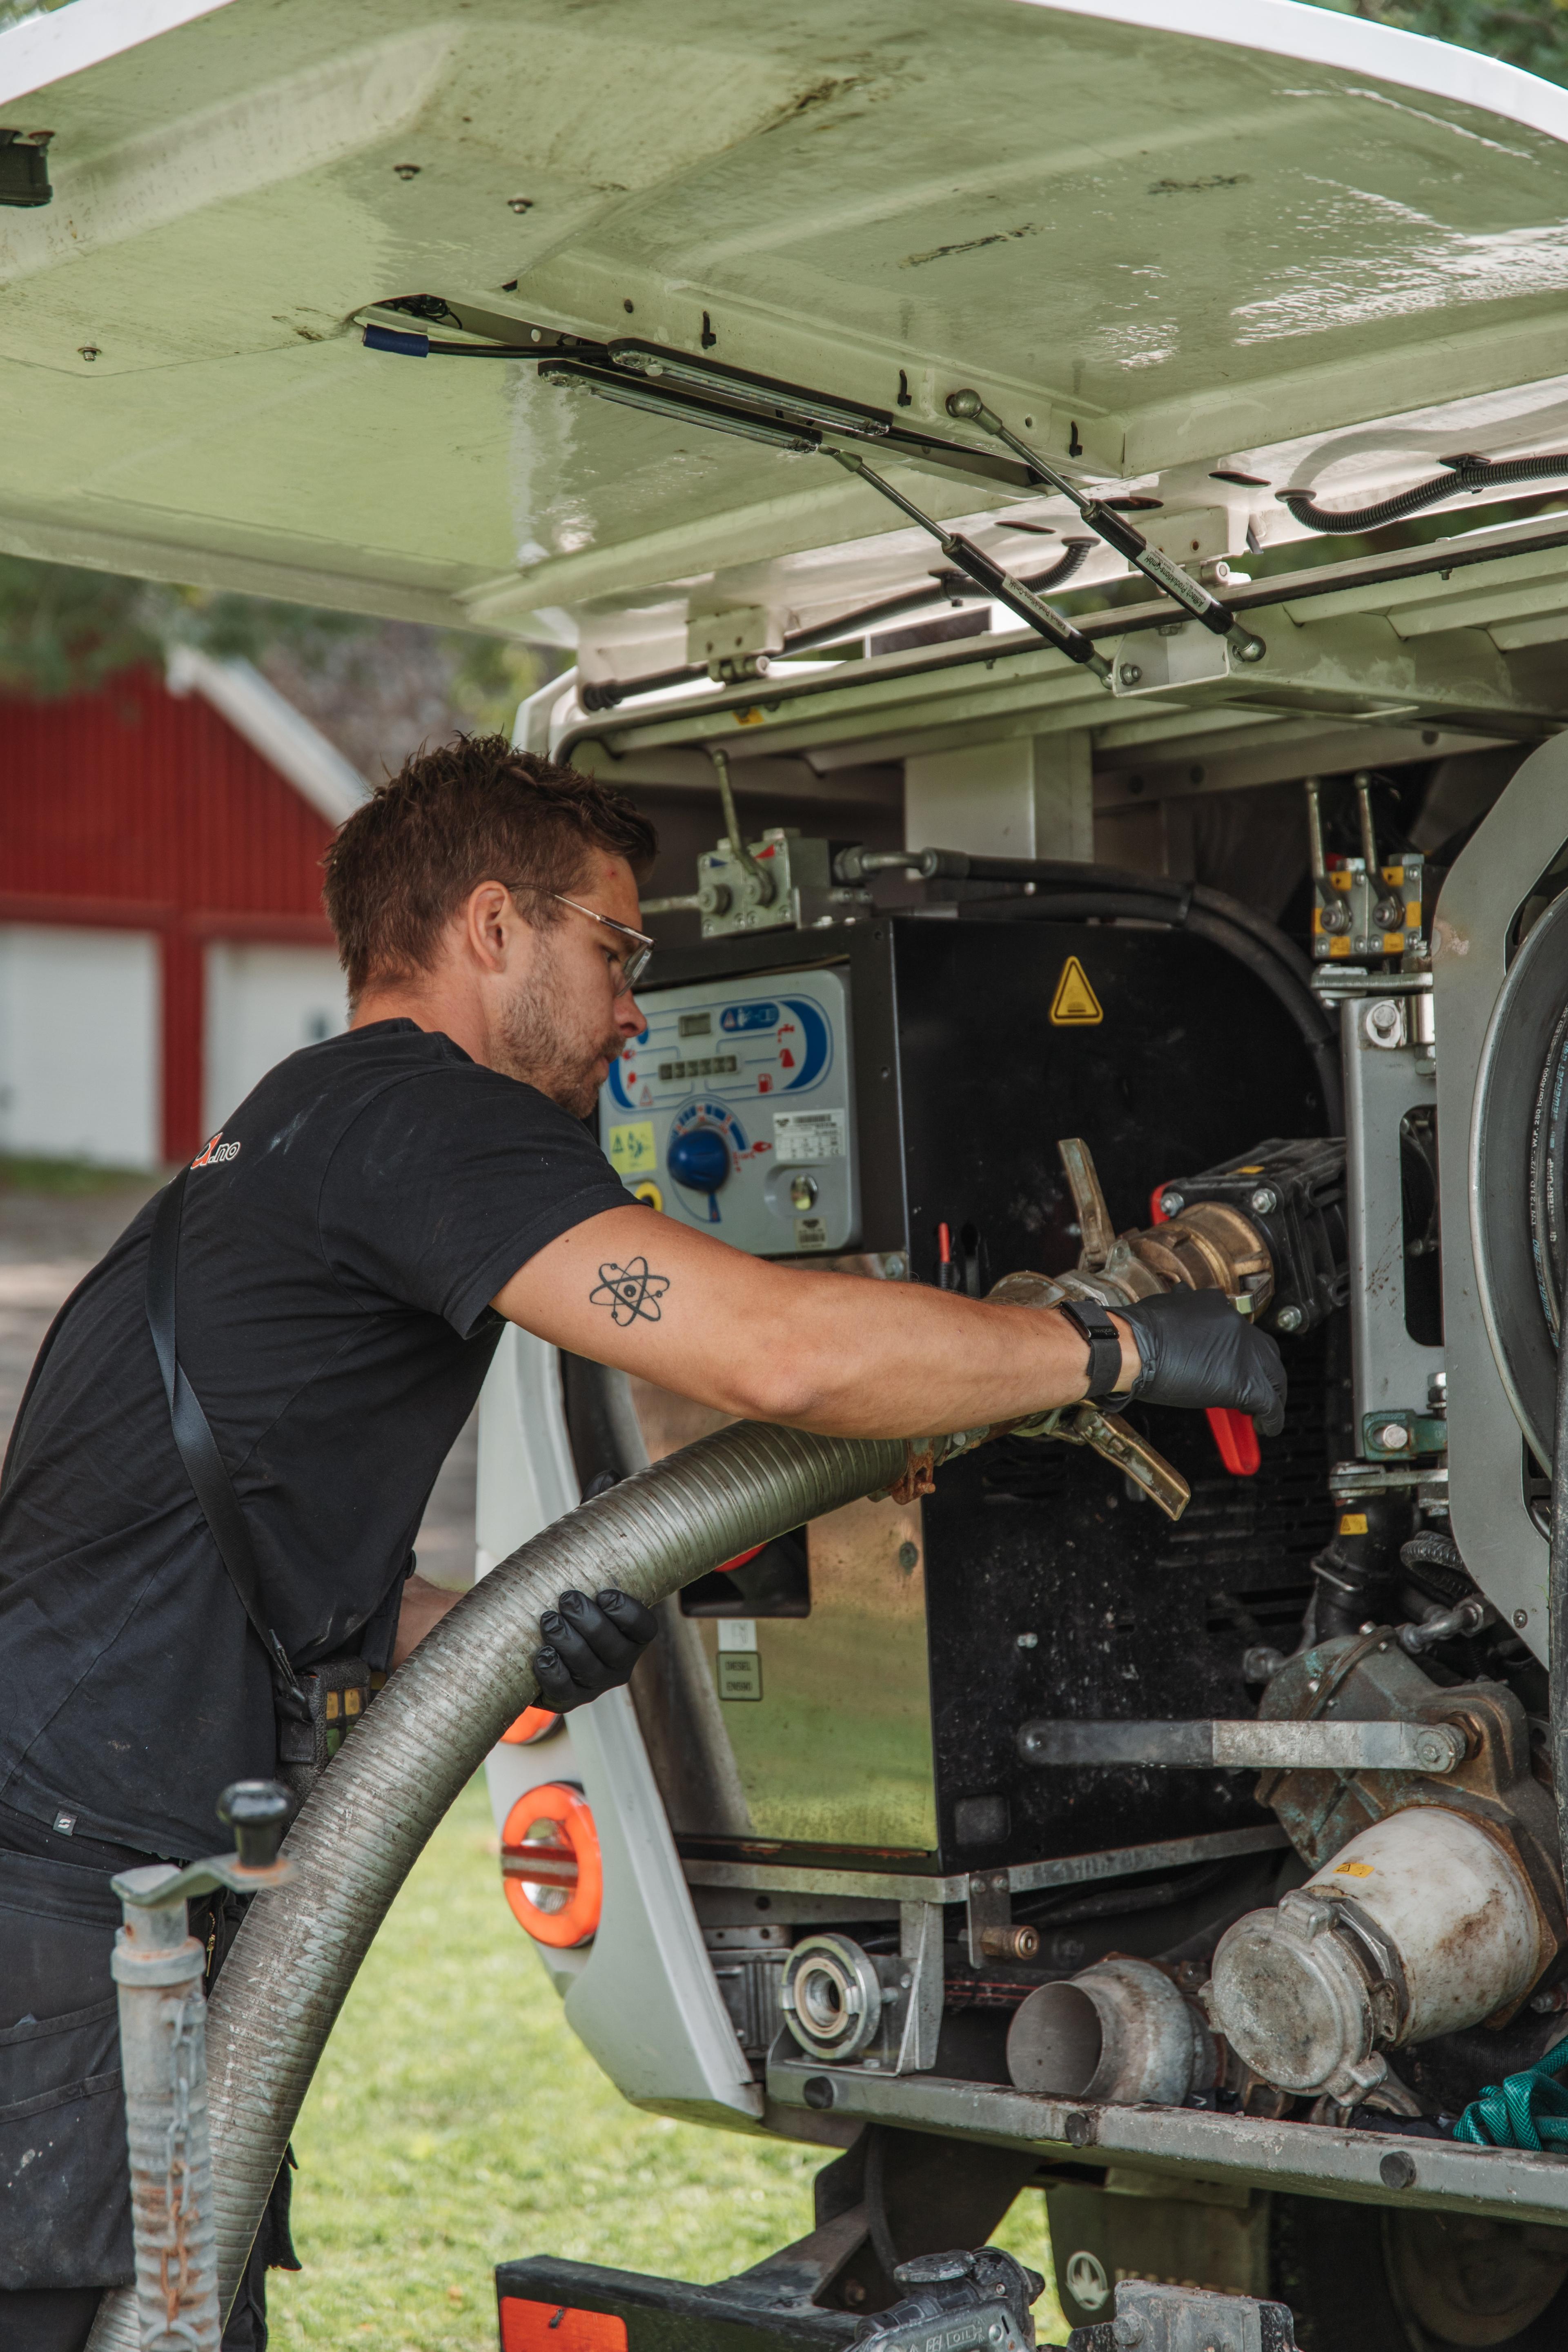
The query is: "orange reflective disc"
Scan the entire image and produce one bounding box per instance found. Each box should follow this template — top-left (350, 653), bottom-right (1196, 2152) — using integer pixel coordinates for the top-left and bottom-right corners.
top-left (500, 1782), bottom-right (602, 1948)
top-left (501, 1706), bottom-right (561, 1745)
top-left (500, 2299), bottom-right (627, 2352)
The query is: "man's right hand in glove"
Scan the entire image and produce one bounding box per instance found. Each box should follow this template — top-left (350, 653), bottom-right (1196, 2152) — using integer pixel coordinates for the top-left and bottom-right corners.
top-left (1111, 1288), bottom-right (1287, 1436)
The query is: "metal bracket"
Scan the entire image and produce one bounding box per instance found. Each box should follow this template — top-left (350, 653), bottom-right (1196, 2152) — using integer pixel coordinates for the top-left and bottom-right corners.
top-left (965, 1870), bottom-right (1014, 1971)
top-left (895, 1901), bottom-right (944, 2073)
top-left (1069, 2278), bottom-right (1299, 2352)
top-left (1016, 1717), bottom-right (1467, 1773)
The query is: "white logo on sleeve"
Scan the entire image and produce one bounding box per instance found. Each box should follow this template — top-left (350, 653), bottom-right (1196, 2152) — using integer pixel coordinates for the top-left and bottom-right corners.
top-left (191, 1132), bottom-right (242, 1168)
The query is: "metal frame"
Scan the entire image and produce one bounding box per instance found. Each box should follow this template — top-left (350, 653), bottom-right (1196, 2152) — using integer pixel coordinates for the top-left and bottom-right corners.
top-left (765, 2054), bottom-right (1568, 2228)
top-left (1435, 732), bottom-right (1568, 1657)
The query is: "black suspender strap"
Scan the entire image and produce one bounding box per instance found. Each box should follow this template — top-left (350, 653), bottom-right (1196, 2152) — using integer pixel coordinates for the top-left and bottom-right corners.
top-left (145, 1166), bottom-right (309, 1722)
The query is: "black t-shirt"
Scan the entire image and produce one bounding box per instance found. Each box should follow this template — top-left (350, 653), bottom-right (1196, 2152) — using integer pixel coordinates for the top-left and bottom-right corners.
top-left (0, 1021), bottom-right (632, 1860)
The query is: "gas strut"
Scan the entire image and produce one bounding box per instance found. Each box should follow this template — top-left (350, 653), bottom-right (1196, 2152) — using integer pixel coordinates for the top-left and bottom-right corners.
top-left (945, 390), bottom-right (1267, 664)
top-left (827, 449), bottom-right (1113, 686)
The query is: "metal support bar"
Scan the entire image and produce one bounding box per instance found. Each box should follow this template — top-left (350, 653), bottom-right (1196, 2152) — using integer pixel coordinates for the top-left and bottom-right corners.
top-left (764, 2051), bottom-right (1568, 2227)
top-left (679, 1822), bottom-right (1290, 1906)
top-left (826, 451), bottom-right (1112, 683)
top-left (1016, 1717), bottom-right (1467, 1772)
top-left (944, 389), bottom-right (1267, 663)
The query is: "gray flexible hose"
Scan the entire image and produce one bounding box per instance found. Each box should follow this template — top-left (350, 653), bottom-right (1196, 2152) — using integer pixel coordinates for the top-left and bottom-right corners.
top-left (88, 1418), bottom-right (906, 2347)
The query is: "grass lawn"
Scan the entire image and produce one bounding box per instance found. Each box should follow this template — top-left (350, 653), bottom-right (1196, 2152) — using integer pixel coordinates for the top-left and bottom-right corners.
top-left (266, 1776), bottom-right (1065, 2350)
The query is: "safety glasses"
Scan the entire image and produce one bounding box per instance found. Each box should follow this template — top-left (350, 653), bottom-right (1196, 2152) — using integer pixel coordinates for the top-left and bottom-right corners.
top-left (552, 893), bottom-right (655, 993)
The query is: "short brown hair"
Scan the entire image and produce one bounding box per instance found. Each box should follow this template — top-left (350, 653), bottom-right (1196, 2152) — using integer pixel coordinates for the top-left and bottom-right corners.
top-left (322, 735), bottom-right (657, 999)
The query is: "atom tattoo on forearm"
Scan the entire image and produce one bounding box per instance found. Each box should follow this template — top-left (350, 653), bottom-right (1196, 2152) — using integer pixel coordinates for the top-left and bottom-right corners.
top-left (590, 1257), bottom-right (671, 1326)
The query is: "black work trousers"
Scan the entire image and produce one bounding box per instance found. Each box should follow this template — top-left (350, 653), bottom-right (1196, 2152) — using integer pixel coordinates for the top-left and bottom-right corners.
top-left (0, 1821), bottom-right (296, 2352)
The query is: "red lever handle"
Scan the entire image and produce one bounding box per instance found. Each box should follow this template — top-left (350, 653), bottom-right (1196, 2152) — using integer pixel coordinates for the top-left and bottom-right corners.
top-left (1149, 1180), bottom-right (1261, 1478)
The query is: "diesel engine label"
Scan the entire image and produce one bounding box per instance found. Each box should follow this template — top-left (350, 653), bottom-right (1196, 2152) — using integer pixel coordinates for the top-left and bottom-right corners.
top-left (773, 1109), bottom-right (846, 1164)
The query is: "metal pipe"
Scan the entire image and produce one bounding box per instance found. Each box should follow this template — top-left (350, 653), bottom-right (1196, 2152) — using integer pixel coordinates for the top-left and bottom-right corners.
top-left (1303, 777), bottom-right (1327, 884)
top-left (707, 745), bottom-right (770, 901)
top-left (1354, 770), bottom-right (1379, 875)
top-left (111, 1895), bottom-right (220, 2351)
top-left (86, 1420), bottom-right (908, 2348)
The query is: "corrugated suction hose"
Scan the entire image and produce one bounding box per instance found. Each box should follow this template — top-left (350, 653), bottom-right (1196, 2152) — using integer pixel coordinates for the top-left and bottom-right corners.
top-left (87, 1419), bottom-right (906, 2346)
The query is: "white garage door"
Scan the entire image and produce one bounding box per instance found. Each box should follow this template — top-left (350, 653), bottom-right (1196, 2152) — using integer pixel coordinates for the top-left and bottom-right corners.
top-left (0, 924), bottom-right (160, 1169)
top-left (204, 943), bottom-right (347, 1136)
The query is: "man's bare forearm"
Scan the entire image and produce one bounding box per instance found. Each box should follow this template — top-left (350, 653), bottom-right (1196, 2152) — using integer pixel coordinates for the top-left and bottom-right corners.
top-left (393, 1571), bottom-right (463, 1666)
top-left (493, 1205), bottom-right (1134, 1438)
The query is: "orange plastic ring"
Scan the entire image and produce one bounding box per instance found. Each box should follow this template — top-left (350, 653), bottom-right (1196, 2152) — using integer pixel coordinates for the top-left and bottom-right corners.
top-left (501, 1705), bottom-right (562, 1745)
top-left (501, 1782), bottom-right (602, 1948)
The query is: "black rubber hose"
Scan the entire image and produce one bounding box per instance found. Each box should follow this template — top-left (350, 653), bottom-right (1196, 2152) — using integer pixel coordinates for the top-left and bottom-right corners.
top-left (1399, 1532), bottom-right (1474, 1609)
top-left (1278, 450), bottom-right (1568, 535)
top-left (909, 852), bottom-right (1321, 989)
top-left (951, 865), bottom-right (1341, 1132)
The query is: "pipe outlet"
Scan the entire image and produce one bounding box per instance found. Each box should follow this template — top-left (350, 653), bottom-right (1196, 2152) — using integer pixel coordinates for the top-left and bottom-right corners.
top-left (1005, 1956), bottom-right (1209, 2105)
top-left (1207, 1806), bottom-right (1546, 2102)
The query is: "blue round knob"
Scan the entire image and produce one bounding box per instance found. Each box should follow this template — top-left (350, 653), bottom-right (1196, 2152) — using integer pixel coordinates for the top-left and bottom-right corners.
top-left (668, 1127), bottom-right (730, 1194)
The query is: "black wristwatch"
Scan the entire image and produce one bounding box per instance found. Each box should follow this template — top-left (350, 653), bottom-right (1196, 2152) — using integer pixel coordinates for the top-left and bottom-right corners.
top-left (1058, 1297), bottom-right (1126, 1401)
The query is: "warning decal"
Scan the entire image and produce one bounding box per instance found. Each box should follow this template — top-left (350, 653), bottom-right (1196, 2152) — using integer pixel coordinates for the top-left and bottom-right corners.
top-left (1049, 956), bottom-right (1103, 1026)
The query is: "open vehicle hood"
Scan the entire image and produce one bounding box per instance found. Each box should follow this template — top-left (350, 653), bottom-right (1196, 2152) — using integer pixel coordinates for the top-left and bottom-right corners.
top-left (5, 0), bottom-right (1568, 682)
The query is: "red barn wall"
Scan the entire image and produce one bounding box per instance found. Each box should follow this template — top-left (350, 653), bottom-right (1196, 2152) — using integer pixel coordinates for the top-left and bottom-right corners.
top-left (0, 669), bottom-right (338, 1160)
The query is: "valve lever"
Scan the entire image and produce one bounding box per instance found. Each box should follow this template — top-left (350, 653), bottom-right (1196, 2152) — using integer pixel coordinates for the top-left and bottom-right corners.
top-left (1058, 1136), bottom-right (1117, 1269)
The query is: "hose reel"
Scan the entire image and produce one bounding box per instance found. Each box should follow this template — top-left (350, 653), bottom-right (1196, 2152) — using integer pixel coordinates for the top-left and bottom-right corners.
top-left (1473, 884), bottom-right (1568, 1463)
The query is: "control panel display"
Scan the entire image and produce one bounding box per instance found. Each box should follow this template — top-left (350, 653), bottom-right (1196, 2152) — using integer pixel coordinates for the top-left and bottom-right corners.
top-left (599, 968), bottom-right (858, 1256)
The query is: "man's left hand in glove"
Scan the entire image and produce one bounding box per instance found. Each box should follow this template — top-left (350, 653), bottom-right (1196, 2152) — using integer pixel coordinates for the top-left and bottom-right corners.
top-left (532, 1586), bottom-right (658, 1711)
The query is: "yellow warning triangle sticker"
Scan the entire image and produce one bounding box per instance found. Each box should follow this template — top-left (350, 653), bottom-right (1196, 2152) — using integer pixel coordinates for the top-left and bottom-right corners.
top-left (1049, 955), bottom-right (1103, 1026)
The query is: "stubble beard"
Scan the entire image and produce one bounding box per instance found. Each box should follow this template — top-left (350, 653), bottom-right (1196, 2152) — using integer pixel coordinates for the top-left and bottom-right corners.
top-left (495, 956), bottom-right (621, 1118)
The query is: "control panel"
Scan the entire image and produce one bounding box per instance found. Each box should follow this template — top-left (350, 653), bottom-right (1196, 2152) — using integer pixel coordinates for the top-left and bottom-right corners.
top-left (599, 966), bottom-right (858, 1256)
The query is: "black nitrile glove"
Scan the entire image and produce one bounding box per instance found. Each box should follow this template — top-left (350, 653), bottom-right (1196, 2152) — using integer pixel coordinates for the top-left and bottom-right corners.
top-left (1117, 1287), bottom-right (1287, 1437)
top-left (532, 1586), bottom-right (658, 1712)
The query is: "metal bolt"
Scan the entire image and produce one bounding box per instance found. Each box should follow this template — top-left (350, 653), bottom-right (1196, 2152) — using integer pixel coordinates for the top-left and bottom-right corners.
top-left (1016, 1630), bottom-right (1039, 1650)
top-left (1064, 2110), bottom-right (1095, 2148)
top-left (393, 162), bottom-right (421, 179)
top-left (1275, 1304), bottom-right (1304, 1333)
top-left (508, 194), bottom-right (534, 213)
top-left (1515, 1608), bottom-right (1529, 1630)
top-left (1113, 2318), bottom-right (1146, 2349)
top-left (1380, 2149), bottom-right (1417, 2191)
top-left (1234, 632), bottom-right (1267, 663)
top-left (1365, 999), bottom-right (1404, 1048)
top-left (1118, 662), bottom-right (1143, 687)
top-left (1248, 1185), bottom-right (1279, 1216)
top-left (1159, 1190), bottom-right (1184, 1218)
top-left (1376, 1421), bottom-right (1410, 1451)
top-left (78, 345), bottom-right (100, 362)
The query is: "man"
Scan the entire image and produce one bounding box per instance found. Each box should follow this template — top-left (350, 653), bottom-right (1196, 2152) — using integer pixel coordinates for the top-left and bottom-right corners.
top-left (0, 736), bottom-right (1282, 2350)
